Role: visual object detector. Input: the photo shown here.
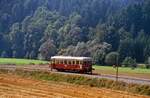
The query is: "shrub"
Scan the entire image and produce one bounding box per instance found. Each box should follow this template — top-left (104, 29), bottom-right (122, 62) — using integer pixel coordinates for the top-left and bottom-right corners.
top-left (146, 64), bottom-right (150, 69)
top-left (105, 52), bottom-right (119, 66)
top-left (137, 64), bottom-right (146, 69)
top-left (122, 57), bottom-right (137, 68)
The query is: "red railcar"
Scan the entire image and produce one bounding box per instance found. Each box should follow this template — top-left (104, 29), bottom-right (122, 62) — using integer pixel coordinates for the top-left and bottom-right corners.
top-left (50, 56), bottom-right (93, 73)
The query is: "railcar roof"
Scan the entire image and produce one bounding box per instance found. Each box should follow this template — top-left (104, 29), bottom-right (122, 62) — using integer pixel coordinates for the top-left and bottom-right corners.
top-left (51, 56), bottom-right (92, 60)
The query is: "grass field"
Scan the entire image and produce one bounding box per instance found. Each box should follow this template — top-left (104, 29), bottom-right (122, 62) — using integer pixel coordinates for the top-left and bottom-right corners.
top-left (93, 65), bottom-right (150, 74)
top-left (0, 58), bottom-right (48, 65)
top-left (93, 65), bottom-right (150, 79)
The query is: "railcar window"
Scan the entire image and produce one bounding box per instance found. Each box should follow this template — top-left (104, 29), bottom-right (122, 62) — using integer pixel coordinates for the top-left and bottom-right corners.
top-left (61, 60), bottom-right (63, 64)
top-left (69, 61), bottom-right (72, 65)
top-left (64, 60), bottom-right (67, 64)
top-left (84, 61), bottom-right (86, 64)
top-left (67, 61), bottom-right (69, 64)
top-left (79, 61), bottom-right (81, 64)
top-left (60, 60), bottom-right (63, 64)
top-left (53, 60), bottom-right (55, 64)
top-left (59, 60), bottom-right (61, 64)
top-left (57, 60), bottom-right (59, 64)
top-left (52, 60), bottom-right (55, 64)
top-left (76, 61), bottom-right (79, 64)
top-left (80, 61), bottom-right (83, 64)
top-left (55, 60), bottom-right (57, 64)
top-left (72, 61), bottom-right (75, 65)
top-left (56, 60), bottom-right (59, 64)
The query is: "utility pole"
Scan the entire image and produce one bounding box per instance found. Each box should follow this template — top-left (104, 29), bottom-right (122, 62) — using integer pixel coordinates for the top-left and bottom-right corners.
top-left (116, 54), bottom-right (119, 82)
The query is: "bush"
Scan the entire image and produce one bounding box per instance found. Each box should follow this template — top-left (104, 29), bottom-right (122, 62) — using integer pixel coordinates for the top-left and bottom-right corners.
top-left (122, 57), bottom-right (137, 68)
top-left (145, 57), bottom-right (150, 69)
top-left (137, 64), bottom-right (150, 69)
top-left (105, 52), bottom-right (119, 66)
top-left (146, 64), bottom-right (150, 69)
top-left (137, 64), bottom-right (146, 69)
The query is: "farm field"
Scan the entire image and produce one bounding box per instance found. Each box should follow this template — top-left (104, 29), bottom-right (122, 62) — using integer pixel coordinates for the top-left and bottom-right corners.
top-left (0, 74), bottom-right (149, 98)
top-left (93, 66), bottom-right (150, 79)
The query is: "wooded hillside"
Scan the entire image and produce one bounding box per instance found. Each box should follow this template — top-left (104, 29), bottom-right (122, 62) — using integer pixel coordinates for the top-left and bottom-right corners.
top-left (0, 0), bottom-right (150, 64)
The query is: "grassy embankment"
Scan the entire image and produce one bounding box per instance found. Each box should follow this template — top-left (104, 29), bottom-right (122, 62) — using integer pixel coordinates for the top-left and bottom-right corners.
top-left (0, 69), bottom-right (149, 96)
top-left (0, 58), bottom-right (48, 65)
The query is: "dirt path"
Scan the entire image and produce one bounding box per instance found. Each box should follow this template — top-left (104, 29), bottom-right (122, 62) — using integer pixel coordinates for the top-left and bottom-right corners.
top-left (0, 74), bottom-right (149, 98)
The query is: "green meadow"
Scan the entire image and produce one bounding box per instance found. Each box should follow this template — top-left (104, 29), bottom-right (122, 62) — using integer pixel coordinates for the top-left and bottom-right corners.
top-left (0, 58), bottom-right (48, 65)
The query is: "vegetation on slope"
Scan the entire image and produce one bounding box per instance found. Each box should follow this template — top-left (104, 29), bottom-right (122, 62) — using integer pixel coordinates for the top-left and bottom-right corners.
top-left (0, 0), bottom-right (150, 66)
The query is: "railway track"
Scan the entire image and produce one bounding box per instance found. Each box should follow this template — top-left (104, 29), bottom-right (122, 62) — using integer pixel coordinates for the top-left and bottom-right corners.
top-left (0, 65), bottom-right (150, 85)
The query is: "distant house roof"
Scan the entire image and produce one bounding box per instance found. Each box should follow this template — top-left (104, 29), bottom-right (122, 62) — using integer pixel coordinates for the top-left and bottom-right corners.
top-left (51, 56), bottom-right (92, 61)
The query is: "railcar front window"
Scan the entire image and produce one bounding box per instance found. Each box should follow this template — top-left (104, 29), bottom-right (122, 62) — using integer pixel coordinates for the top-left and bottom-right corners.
top-left (51, 60), bottom-right (55, 64)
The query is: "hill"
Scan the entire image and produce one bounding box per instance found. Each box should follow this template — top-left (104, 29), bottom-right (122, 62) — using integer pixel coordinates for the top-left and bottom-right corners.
top-left (0, 0), bottom-right (150, 64)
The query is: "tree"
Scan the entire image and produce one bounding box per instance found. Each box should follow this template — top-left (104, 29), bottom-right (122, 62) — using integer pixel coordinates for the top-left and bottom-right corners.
top-left (145, 57), bottom-right (150, 69)
top-left (1, 51), bottom-right (8, 58)
top-left (0, 0), bottom-right (150, 63)
top-left (73, 42), bottom-right (90, 57)
top-left (92, 50), bottom-right (106, 64)
top-left (132, 30), bottom-right (146, 62)
top-left (122, 57), bottom-right (137, 69)
top-left (90, 41), bottom-right (112, 64)
top-left (144, 44), bottom-right (150, 62)
top-left (9, 23), bottom-right (24, 58)
top-left (105, 52), bottom-right (119, 66)
top-left (118, 39), bottom-right (134, 62)
top-left (118, 27), bottom-right (132, 40)
top-left (0, 34), bottom-right (3, 54)
top-left (104, 26), bottom-right (120, 50)
top-left (38, 39), bottom-right (57, 60)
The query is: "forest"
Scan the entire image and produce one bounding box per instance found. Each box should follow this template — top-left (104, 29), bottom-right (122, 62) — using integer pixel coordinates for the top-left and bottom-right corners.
top-left (0, 0), bottom-right (150, 65)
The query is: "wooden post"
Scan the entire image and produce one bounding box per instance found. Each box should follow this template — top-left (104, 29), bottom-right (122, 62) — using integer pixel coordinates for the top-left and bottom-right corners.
top-left (116, 55), bottom-right (119, 82)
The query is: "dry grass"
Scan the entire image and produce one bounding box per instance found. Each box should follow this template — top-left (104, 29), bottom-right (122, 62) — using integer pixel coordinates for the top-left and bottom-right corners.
top-left (0, 73), bottom-right (149, 98)
top-left (0, 69), bottom-right (150, 96)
